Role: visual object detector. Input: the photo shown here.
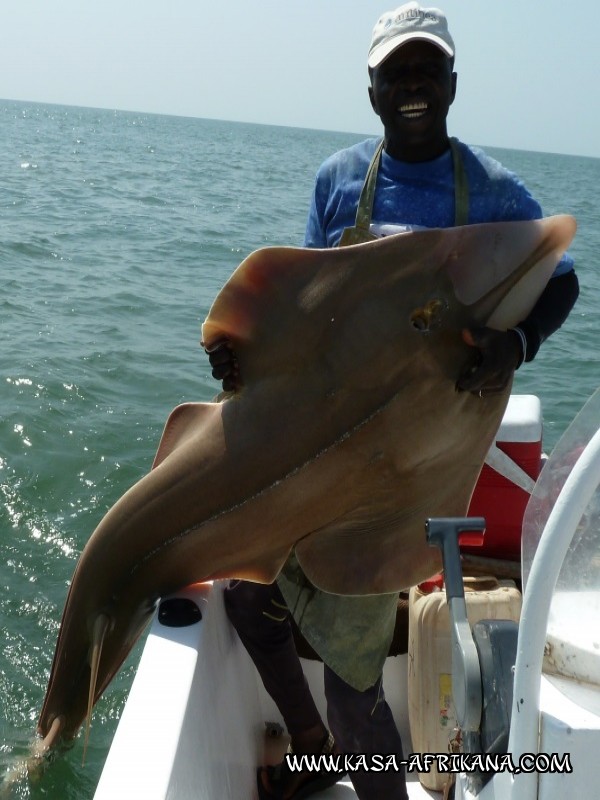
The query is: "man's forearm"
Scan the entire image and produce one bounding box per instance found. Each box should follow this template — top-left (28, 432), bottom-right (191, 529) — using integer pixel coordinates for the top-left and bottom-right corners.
top-left (513, 270), bottom-right (579, 365)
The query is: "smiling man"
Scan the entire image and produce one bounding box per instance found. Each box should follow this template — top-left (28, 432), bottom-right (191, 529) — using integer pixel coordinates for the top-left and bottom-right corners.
top-left (219, 5), bottom-right (578, 800)
top-left (368, 9), bottom-right (457, 162)
top-left (304, 3), bottom-right (577, 396)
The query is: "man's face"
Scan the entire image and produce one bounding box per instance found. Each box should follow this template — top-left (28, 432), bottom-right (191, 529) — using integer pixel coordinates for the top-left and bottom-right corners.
top-left (369, 40), bottom-right (457, 162)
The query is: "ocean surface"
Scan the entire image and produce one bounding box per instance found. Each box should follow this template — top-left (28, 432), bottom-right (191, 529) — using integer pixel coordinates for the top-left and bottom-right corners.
top-left (0, 99), bottom-right (598, 798)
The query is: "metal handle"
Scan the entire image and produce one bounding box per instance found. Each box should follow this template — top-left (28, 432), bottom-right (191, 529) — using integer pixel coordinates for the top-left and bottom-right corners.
top-left (426, 517), bottom-right (486, 732)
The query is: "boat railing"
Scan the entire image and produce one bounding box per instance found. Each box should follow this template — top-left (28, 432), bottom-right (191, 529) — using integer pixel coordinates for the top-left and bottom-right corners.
top-left (507, 408), bottom-right (600, 800)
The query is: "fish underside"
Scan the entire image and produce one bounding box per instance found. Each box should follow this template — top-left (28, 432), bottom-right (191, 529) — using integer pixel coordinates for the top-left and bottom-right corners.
top-left (32, 216), bottom-right (575, 751)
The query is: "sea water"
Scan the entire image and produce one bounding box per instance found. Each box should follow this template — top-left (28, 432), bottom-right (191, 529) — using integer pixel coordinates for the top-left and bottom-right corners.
top-left (0, 100), bottom-right (598, 798)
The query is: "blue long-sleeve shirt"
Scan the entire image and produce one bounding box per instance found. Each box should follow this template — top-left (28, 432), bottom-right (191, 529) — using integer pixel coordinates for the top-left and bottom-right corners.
top-left (304, 137), bottom-right (573, 278)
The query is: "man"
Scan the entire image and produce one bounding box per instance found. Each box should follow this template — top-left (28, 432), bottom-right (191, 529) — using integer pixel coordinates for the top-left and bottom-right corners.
top-left (209, 5), bottom-right (578, 798)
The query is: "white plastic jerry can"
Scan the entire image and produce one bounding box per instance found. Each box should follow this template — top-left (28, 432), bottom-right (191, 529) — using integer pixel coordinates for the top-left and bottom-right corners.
top-left (407, 576), bottom-right (522, 791)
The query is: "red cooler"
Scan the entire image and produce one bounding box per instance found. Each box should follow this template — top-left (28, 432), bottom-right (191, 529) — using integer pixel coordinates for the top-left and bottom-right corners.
top-left (464, 394), bottom-right (543, 562)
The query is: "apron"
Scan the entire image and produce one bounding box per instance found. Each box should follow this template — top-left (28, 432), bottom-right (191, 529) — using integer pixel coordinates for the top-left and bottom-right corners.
top-left (278, 138), bottom-right (469, 691)
top-left (338, 136), bottom-right (469, 246)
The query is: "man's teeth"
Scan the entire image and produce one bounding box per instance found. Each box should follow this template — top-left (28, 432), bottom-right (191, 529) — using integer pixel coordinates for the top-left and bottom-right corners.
top-left (399, 102), bottom-right (428, 118)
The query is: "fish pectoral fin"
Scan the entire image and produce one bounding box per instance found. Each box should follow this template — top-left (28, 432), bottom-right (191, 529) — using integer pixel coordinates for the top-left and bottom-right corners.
top-left (152, 402), bottom-right (220, 468)
top-left (446, 215), bottom-right (576, 327)
top-left (201, 247), bottom-right (307, 350)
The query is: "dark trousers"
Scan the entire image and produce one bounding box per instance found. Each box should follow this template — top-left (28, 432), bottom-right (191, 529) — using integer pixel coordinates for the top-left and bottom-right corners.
top-left (224, 580), bottom-right (409, 800)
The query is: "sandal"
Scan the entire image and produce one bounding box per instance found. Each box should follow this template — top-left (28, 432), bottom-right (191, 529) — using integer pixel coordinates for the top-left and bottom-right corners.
top-left (257, 731), bottom-right (345, 799)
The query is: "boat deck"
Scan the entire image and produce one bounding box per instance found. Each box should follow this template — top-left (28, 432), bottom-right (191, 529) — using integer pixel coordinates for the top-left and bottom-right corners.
top-left (95, 582), bottom-right (444, 799)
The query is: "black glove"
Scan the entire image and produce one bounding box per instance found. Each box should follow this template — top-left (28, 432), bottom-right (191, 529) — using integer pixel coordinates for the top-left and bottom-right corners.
top-left (456, 327), bottom-right (521, 396)
top-left (204, 338), bottom-right (241, 392)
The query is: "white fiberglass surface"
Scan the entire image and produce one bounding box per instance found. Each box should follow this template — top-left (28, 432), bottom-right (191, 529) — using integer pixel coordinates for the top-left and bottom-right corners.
top-left (521, 388), bottom-right (600, 685)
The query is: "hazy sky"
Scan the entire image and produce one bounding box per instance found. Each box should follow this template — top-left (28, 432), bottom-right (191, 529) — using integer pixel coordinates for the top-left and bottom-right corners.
top-left (2, 1), bottom-right (597, 158)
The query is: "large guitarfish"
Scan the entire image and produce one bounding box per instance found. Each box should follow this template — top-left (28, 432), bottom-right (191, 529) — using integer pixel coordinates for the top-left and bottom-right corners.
top-left (36, 216), bottom-right (575, 748)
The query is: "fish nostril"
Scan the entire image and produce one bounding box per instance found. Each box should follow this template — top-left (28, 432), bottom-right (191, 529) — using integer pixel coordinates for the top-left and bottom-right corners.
top-left (411, 313), bottom-right (429, 331)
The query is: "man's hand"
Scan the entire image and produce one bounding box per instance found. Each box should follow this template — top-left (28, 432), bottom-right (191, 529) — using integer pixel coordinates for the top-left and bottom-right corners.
top-left (204, 338), bottom-right (241, 393)
top-left (456, 327), bottom-right (522, 397)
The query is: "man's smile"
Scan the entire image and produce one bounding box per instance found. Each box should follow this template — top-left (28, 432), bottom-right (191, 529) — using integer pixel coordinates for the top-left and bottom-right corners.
top-left (398, 101), bottom-right (429, 119)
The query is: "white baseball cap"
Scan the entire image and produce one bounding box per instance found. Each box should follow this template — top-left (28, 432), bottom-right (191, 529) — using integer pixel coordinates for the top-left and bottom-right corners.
top-left (368, 3), bottom-right (455, 69)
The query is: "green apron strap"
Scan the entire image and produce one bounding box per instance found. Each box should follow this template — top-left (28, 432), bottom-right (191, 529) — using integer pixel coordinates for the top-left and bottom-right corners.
top-left (450, 136), bottom-right (469, 226)
top-left (354, 139), bottom-right (384, 232)
top-left (339, 136), bottom-right (469, 247)
top-left (338, 139), bottom-right (384, 247)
